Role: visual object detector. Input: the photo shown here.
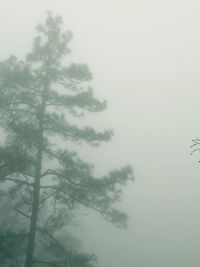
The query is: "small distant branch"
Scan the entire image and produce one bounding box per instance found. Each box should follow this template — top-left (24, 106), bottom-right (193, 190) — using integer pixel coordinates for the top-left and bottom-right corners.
top-left (41, 169), bottom-right (82, 187)
top-left (22, 171), bottom-right (35, 179)
top-left (46, 195), bottom-right (57, 226)
top-left (58, 79), bottom-right (82, 91)
top-left (39, 190), bottom-right (57, 204)
top-left (0, 177), bottom-right (33, 186)
top-left (22, 173), bottom-right (33, 196)
top-left (40, 185), bottom-right (57, 189)
top-left (36, 227), bottom-right (71, 264)
top-left (40, 169), bottom-right (54, 178)
top-left (14, 207), bottom-right (31, 219)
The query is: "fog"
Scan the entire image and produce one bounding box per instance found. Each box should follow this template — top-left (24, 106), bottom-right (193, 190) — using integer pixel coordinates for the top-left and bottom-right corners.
top-left (1, 0), bottom-right (200, 266)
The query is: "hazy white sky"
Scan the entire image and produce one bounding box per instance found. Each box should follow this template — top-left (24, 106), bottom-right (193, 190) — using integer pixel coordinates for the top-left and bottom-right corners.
top-left (1, 0), bottom-right (200, 266)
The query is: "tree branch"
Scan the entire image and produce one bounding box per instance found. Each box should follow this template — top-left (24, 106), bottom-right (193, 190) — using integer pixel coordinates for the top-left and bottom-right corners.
top-left (0, 177), bottom-right (33, 186)
top-left (39, 190), bottom-right (57, 204)
top-left (14, 207), bottom-right (31, 219)
top-left (36, 227), bottom-right (71, 265)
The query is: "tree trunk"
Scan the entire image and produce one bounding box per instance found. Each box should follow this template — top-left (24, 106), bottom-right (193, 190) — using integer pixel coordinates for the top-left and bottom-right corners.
top-left (24, 88), bottom-right (47, 267)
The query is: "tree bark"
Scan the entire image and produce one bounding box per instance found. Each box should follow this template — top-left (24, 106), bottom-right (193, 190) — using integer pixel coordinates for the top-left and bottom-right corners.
top-left (24, 87), bottom-right (47, 267)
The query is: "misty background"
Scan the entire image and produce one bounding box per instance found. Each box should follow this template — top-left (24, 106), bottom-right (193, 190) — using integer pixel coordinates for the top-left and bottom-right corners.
top-left (1, 0), bottom-right (200, 266)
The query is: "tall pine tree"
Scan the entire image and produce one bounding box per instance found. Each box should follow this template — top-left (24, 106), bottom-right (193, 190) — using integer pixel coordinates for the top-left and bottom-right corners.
top-left (0, 13), bottom-right (134, 267)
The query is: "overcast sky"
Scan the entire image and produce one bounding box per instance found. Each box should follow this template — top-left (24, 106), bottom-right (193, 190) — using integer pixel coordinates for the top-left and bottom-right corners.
top-left (1, 1), bottom-right (200, 266)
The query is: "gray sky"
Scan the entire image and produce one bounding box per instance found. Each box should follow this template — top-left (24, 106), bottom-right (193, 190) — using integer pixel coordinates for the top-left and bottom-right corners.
top-left (1, 0), bottom-right (200, 266)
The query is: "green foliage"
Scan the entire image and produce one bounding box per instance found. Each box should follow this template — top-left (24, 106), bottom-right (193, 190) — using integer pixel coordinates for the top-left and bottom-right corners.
top-left (0, 12), bottom-right (134, 266)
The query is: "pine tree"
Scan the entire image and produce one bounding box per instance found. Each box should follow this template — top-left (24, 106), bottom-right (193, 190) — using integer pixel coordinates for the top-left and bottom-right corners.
top-left (0, 13), bottom-right (134, 267)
